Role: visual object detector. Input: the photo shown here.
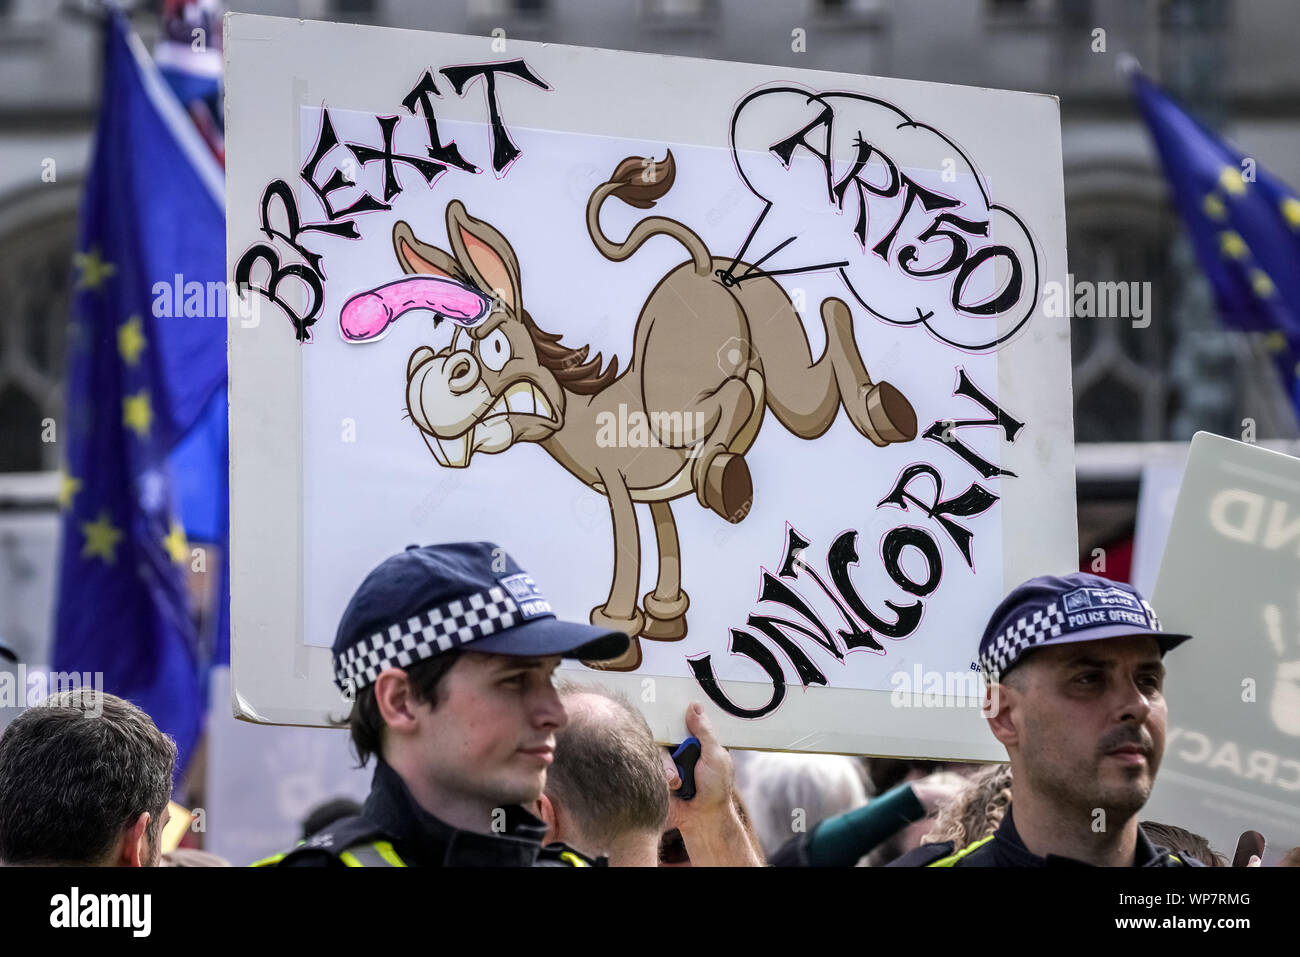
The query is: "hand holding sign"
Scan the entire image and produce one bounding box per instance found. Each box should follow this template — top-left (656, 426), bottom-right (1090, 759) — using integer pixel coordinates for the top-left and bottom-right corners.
top-left (664, 703), bottom-right (763, 866)
top-left (666, 704), bottom-right (732, 812)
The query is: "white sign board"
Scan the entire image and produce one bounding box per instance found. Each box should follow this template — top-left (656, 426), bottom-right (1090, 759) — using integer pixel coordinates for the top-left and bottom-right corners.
top-left (1131, 456), bottom-right (1190, 597)
top-left (205, 668), bottom-right (371, 866)
top-left (225, 14), bottom-right (1075, 758)
top-left (1148, 432), bottom-right (1300, 864)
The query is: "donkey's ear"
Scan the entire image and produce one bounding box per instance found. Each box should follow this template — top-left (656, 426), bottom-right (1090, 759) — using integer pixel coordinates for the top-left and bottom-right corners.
top-left (393, 221), bottom-right (467, 281)
top-left (445, 199), bottom-right (522, 317)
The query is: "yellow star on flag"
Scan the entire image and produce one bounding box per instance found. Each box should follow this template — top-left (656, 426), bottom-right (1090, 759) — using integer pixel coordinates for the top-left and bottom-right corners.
top-left (58, 472), bottom-right (82, 510)
top-left (162, 521), bottom-right (189, 564)
top-left (1283, 197), bottom-right (1300, 229)
top-left (1218, 166), bottom-right (1247, 196)
top-left (1202, 193), bottom-right (1227, 221)
top-left (1218, 231), bottom-right (1247, 259)
top-left (73, 247), bottom-right (116, 291)
top-left (81, 511), bottom-right (123, 564)
top-left (123, 390), bottom-right (153, 438)
top-left (1250, 270), bottom-right (1275, 298)
top-left (118, 315), bottom-right (146, 366)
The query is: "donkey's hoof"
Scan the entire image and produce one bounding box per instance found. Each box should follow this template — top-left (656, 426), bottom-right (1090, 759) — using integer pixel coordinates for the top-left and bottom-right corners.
top-left (643, 589), bottom-right (689, 621)
top-left (590, 606), bottom-right (645, 638)
top-left (641, 616), bottom-right (686, 641)
top-left (641, 590), bottom-right (689, 642)
top-left (703, 452), bottom-right (753, 523)
top-left (863, 381), bottom-right (917, 445)
top-left (582, 637), bottom-right (643, 673)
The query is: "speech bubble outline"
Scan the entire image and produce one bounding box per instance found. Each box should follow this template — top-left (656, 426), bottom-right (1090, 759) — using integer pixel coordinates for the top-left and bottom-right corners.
top-left (726, 85), bottom-right (1041, 352)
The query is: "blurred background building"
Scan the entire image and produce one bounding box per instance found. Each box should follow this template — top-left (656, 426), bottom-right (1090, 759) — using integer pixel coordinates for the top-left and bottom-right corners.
top-left (2, 0), bottom-right (1298, 665)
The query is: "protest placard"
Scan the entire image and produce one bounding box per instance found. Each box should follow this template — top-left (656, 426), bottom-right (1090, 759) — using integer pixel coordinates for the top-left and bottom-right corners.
top-left (1147, 432), bottom-right (1300, 863)
top-left (225, 13), bottom-right (1074, 756)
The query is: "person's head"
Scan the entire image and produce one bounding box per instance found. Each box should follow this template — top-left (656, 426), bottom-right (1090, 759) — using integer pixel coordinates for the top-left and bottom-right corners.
top-left (1139, 821), bottom-right (1227, 866)
top-left (980, 573), bottom-right (1191, 825)
top-left (335, 542), bottom-right (628, 826)
top-left (301, 797), bottom-right (364, 840)
top-left (733, 751), bottom-right (869, 857)
top-left (863, 758), bottom-right (947, 797)
top-left (920, 763), bottom-right (1013, 851)
top-left (0, 690), bottom-right (176, 867)
top-left (369, 651), bottom-right (572, 815)
top-left (538, 684), bottom-right (669, 865)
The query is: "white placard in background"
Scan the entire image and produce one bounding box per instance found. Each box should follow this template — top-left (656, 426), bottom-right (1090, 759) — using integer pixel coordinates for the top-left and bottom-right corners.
top-left (205, 667), bottom-right (371, 866)
top-left (1148, 433), bottom-right (1300, 864)
top-left (1131, 457), bottom-right (1190, 597)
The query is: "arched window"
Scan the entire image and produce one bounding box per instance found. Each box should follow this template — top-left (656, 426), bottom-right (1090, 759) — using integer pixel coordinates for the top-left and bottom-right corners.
top-left (1067, 161), bottom-right (1181, 442)
top-left (1067, 158), bottom-right (1298, 443)
top-left (0, 185), bottom-right (80, 473)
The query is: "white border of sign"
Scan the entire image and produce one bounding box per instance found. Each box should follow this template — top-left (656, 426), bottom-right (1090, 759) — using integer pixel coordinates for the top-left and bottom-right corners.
top-left (225, 13), bottom-right (1075, 758)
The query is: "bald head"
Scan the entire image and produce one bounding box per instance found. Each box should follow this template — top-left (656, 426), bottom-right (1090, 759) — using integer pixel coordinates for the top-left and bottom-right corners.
top-left (543, 685), bottom-right (669, 861)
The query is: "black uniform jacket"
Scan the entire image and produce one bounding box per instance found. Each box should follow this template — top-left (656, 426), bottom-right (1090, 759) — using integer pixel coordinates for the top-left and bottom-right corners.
top-left (254, 759), bottom-right (599, 868)
top-left (887, 806), bottom-right (1204, 867)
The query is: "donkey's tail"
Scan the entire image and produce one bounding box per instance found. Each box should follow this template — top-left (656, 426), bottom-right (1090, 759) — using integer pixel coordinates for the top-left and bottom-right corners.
top-left (585, 150), bottom-right (712, 276)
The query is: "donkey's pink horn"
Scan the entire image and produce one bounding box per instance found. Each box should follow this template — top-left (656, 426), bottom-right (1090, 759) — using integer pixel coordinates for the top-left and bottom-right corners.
top-left (340, 277), bottom-right (491, 342)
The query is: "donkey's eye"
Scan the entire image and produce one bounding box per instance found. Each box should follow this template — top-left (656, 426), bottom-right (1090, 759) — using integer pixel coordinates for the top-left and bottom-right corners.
top-left (479, 328), bottom-right (511, 372)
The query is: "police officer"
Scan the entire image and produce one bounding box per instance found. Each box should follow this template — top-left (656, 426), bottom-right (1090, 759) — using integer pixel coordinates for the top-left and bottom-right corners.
top-left (891, 572), bottom-right (1201, 867)
top-left (253, 542), bottom-right (629, 867)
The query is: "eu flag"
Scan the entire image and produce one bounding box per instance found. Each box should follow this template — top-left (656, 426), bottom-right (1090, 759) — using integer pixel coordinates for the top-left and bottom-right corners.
top-left (1131, 69), bottom-right (1300, 416)
top-left (54, 9), bottom-right (226, 776)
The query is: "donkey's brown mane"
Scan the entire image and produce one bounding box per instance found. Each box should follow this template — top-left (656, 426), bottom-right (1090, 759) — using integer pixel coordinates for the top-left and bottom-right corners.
top-left (521, 309), bottom-right (619, 396)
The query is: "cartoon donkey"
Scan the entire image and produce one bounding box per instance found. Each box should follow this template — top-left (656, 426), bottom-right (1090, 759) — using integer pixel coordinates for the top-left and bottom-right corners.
top-left (340, 151), bottom-right (917, 671)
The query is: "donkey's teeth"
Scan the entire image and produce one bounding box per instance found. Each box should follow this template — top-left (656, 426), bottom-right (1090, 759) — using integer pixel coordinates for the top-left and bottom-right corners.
top-left (436, 432), bottom-right (470, 467)
top-left (426, 434), bottom-right (449, 467)
top-left (506, 383), bottom-right (535, 415)
top-left (532, 386), bottom-right (552, 419)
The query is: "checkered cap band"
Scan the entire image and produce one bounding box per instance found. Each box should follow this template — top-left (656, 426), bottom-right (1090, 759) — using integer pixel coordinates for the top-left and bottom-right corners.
top-left (335, 585), bottom-right (520, 692)
top-left (979, 601), bottom-right (1067, 679)
top-left (979, 594), bottom-right (1167, 680)
top-left (1140, 599), bottom-right (1161, 631)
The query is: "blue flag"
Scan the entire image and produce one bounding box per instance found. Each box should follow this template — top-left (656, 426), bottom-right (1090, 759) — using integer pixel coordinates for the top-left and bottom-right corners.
top-left (1131, 69), bottom-right (1300, 415)
top-left (155, 0), bottom-right (231, 675)
top-left (168, 387), bottom-right (230, 669)
top-left (54, 9), bottom-right (226, 777)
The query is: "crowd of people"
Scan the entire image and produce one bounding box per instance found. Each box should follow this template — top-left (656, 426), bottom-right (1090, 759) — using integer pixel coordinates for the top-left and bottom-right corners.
top-left (0, 541), bottom-right (1296, 869)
